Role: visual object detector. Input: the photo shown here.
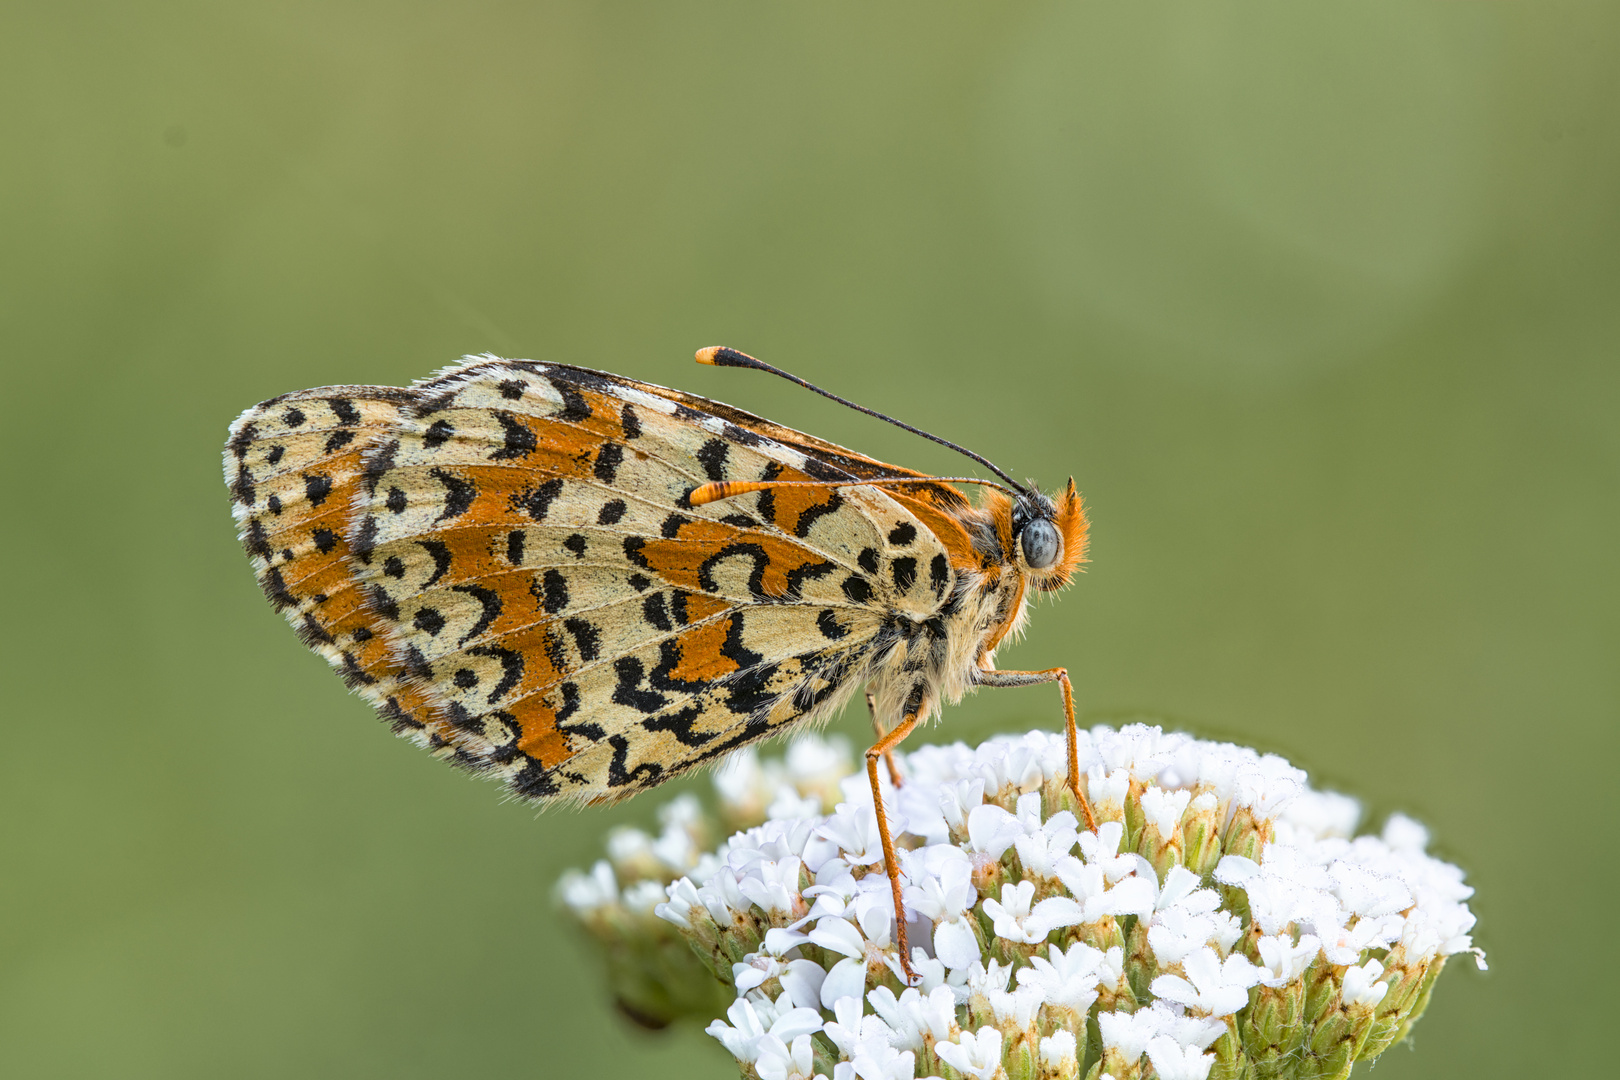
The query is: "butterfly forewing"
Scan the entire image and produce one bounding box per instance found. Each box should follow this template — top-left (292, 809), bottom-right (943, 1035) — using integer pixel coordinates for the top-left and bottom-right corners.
top-left (226, 358), bottom-right (963, 803)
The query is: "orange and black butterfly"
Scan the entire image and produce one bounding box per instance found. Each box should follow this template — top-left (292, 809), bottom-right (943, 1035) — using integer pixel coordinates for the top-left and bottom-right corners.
top-left (223, 347), bottom-right (1093, 973)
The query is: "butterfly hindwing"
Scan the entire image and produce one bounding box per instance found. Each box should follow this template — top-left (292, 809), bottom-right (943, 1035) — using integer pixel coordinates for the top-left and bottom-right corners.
top-left (223, 386), bottom-right (471, 758)
top-left (227, 357), bottom-right (965, 802)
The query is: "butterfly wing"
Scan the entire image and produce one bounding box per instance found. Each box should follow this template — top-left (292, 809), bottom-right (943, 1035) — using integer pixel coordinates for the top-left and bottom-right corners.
top-left (226, 357), bottom-right (965, 803)
top-left (223, 385), bottom-right (484, 755)
top-left (558, 368), bottom-right (990, 571)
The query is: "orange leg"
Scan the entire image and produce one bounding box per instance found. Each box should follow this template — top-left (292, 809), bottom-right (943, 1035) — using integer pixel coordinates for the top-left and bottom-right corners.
top-left (866, 690), bottom-right (904, 789)
top-left (974, 667), bottom-right (1097, 832)
top-left (865, 709), bottom-right (921, 982)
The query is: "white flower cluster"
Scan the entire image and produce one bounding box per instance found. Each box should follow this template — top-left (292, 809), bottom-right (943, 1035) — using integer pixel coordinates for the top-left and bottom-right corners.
top-left (555, 738), bottom-right (862, 1029)
top-left (561, 725), bottom-right (1482, 1080)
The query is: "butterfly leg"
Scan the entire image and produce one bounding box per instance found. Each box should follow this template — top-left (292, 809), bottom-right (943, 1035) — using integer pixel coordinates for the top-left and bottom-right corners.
top-left (866, 689), bottom-right (904, 788)
top-left (973, 667), bottom-right (1098, 832)
top-left (865, 706), bottom-right (921, 983)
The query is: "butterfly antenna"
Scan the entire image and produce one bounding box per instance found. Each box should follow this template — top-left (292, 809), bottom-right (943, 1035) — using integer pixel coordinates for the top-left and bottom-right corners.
top-left (696, 346), bottom-right (1029, 495)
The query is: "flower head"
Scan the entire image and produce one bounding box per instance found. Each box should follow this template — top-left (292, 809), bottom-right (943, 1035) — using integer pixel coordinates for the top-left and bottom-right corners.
top-left (558, 726), bottom-right (1481, 1078)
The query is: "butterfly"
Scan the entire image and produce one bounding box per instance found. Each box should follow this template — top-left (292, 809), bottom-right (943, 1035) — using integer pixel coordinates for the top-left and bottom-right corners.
top-left (223, 346), bottom-right (1092, 975)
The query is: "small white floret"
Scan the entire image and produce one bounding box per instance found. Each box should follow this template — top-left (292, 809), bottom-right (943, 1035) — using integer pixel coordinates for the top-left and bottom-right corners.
top-left (935, 1026), bottom-right (1004, 1080)
top-left (1146, 1035), bottom-right (1215, 1080)
top-left (1150, 946), bottom-right (1263, 1017)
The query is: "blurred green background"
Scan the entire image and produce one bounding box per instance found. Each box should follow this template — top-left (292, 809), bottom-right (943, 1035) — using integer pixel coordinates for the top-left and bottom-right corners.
top-left (2, 2), bottom-right (1615, 1076)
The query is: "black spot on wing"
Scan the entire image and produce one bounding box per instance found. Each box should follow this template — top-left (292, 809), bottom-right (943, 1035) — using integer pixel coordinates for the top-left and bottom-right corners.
top-left (337, 650), bottom-right (375, 687)
top-left (698, 542), bottom-right (770, 597)
top-left (540, 628), bottom-right (568, 673)
top-left (755, 461), bottom-right (781, 525)
top-left (351, 515), bottom-right (378, 564)
top-left (430, 468), bottom-right (476, 521)
top-left (606, 734), bottom-right (664, 788)
top-left (611, 657), bottom-right (666, 714)
top-left (793, 491), bottom-right (844, 538)
top-left (563, 534), bottom-right (587, 559)
top-left (330, 398), bottom-right (360, 425)
top-left (639, 703), bottom-right (716, 749)
top-left (245, 518), bottom-right (271, 559)
top-left (891, 556), bottom-right (918, 594)
top-left (498, 378), bottom-right (526, 400)
top-left (423, 419), bottom-right (454, 449)
top-left (597, 500), bottom-right (626, 525)
top-left (888, 522), bottom-right (917, 546)
top-left (361, 439), bottom-right (397, 495)
top-left (228, 421), bottom-right (258, 460)
top-left (817, 610), bottom-right (847, 640)
top-left (386, 487), bottom-right (407, 513)
top-left (620, 403), bottom-right (642, 439)
top-left (563, 618), bottom-right (601, 662)
top-left (555, 682), bottom-right (604, 744)
top-left (841, 575), bottom-right (873, 604)
top-left (593, 442), bottom-right (624, 483)
top-left (366, 584), bottom-right (399, 622)
top-left (312, 528), bottom-right (337, 554)
top-left (624, 537), bottom-right (651, 570)
top-left (784, 560), bottom-right (836, 602)
top-left (302, 472), bottom-right (334, 508)
top-left (378, 696), bottom-right (420, 734)
top-left (297, 613), bottom-right (334, 646)
top-left (627, 572), bottom-right (651, 591)
top-left (510, 757), bottom-right (561, 798)
top-left (534, 569), bottom-right (569, 614)
top-left (506, 529), bottom-right (525, 565)
top-left (261, 567), bottom-right (296, 610)
top-left (418, 539), bottom-right (453, 588)
top-left (413, 607), bottom-right (445, 636)
top-left (648, 639), bottom-right (711, 696)
top-left (719, 613), bottom-right (763, 669)
top-left (231, 464), bottom-right (256, 506)
top-left (469, 645), bottom-right (524, 704)
top-left (283, 408), bottom-right (306, 427)
top-left (858, 547), bottom-right (880, 574)
top-left (721, 661), bottom-right (781, 716)
top-left (930, 553), bottom-right (950, 598)
top-left (660, 513), bottom-right (689, 539)
top-left (642, 593), bottom-right (673, 632)
top-left (266, 445), bottom-right (284, 466)
top-left (323, 429), bottom-right (355, 454)
top-left (696, 438), bottom-right (730, 481)
top-left (489, 412), bottom-right (536, 460)
top-left (452, 584), bottom-right (501, 644)
top-left (512, 478), bottom-right (563, 521)
top-left (557, 383), bottom-right (591, 423)
top-left (382, 556), bottom-right (405, 579)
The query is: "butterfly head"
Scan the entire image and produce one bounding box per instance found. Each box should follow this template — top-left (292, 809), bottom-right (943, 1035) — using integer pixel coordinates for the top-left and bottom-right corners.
top-left (991, 478), bottom-right (1089, 592)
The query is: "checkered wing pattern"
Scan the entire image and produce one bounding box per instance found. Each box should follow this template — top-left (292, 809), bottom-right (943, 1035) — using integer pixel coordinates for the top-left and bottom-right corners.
top-left (225, 358), bottom-right (963, 802)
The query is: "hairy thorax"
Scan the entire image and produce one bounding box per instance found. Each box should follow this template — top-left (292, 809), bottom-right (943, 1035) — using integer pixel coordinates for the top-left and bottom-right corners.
top-left (861, 505), bottom-right (1029, 730)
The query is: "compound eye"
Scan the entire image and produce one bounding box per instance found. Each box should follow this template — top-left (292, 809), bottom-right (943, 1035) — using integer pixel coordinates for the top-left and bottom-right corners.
top-left (1020, 519), bottom-right (1061, 570)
